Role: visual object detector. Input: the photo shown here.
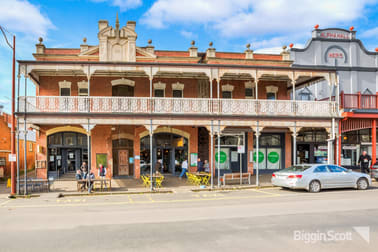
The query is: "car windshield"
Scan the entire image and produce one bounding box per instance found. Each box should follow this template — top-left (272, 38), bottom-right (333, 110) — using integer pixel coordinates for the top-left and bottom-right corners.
top-left (281, 166), bottom-right (311, 172)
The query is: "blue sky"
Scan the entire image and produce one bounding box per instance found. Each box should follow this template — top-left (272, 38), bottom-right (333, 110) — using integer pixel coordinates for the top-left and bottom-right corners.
top-left (0, 0), bottom-right (378, 112)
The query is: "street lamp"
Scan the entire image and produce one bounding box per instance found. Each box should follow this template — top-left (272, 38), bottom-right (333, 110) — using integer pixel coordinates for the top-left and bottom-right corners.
top-left (0, 25), bottom-right (16, 195)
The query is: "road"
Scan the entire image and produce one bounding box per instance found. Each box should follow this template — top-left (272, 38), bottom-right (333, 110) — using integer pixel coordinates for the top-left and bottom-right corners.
top-left (1, 187), bottom-right (378, 252)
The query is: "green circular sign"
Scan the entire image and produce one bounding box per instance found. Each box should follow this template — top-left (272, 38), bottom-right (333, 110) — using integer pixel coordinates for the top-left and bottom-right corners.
top-left (268, 151), bottom-right (279, 163)
top-left (253, 151), bottom-right (264, 163)
top-left (215, 151), bottom-right (227, 163)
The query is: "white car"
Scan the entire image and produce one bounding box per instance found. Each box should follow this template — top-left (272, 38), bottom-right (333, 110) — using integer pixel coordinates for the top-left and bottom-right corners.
top-left (272, 164), bottom-right (372, 193)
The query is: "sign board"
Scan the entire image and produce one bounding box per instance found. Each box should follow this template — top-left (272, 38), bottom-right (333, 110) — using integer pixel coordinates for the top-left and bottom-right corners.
top-left (231, 151), bottom-right (238, 162)
top-left (134, 155), bottom-right (140, 160)
top-left (237, 145), bottom-right (245, 153)
top-left (8, 154), bottom-right (16, 162)
top-left (316, 29), bottom-right (352, 40)
top-left (215, 148), bottom-right (230, 170)
top-left (190, 153), bottom-right (198, 167)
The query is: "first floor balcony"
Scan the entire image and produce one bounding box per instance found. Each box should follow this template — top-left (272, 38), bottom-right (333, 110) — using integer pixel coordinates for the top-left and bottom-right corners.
top-left (18, 96), bottom-right (338, 119)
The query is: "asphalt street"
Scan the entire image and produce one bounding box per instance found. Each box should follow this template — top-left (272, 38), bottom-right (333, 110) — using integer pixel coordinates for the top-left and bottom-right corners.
top-left (1, 187), bottom-right (378, 252)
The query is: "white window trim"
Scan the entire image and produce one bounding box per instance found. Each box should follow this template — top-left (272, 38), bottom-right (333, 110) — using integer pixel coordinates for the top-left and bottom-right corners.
top-left (111, 78), bottom-right (135, 87)
top-left (245, 81), bottom-right (255, 99)
top-left (266, 85), bottom-right (278, 99)
top-left (154, 81), bottom-right (166, 97)
top-left (58, 80), bottom-right (71, 96)
top-left (172, 82), bottom-right (184, 97)
top-left (77, 81), bottom-right (89, 96)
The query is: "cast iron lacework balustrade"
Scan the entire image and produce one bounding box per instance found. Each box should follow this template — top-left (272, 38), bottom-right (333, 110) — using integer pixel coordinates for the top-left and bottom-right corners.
top-left (18, 96), bottom-right (337, 117)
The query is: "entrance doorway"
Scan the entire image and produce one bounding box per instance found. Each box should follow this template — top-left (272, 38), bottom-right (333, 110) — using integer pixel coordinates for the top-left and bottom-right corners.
top-left (140, 133), bottom-right (188, 176)
top-left (47, 132), bottom-right (88, 178)
top-left (118, 150), bottom-right (130, 175)
top-left (112, 138), bottom-right (134, 177)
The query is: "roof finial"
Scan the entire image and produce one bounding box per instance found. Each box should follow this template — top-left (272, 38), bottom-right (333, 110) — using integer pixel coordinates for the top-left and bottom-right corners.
top-left (116, 12), bottom-right (120, 30)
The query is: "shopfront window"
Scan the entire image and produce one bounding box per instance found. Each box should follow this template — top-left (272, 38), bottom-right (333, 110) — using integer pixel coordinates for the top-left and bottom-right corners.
top-left (253, 133), bottom-right (283, 170)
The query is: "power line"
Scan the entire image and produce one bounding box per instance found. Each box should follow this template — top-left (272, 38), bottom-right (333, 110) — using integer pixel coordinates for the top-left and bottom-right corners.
top-left (0, 25), bottom-right (13, 49)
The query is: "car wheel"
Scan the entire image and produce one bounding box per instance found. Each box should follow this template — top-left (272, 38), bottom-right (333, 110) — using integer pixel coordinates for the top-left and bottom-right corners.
top-left (309, 180), bottom-right (321, 193)
top-left (357, 178), bottom-right (368, 190)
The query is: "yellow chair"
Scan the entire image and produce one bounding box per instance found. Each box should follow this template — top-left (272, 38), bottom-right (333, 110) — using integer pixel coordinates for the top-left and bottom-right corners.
top-left (155, 176), bottom-right (164, 188)
top-left (141, 175), bottom-right (150, 188)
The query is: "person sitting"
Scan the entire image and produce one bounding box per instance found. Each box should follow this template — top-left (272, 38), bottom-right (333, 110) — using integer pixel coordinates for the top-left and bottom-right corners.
top-left (87, 172), bottom-right (95, 192)
top-left (75, 170), bottom-right (82, 180)
top-left (197, 158), bottom-right (204, 172)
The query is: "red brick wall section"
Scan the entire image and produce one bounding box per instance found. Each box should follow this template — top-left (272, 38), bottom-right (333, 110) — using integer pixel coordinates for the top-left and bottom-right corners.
top-left (91, 125), bottom-right (112, 178)
top-left (285, 132), bottom-right (292, 168)
top-left (134, 126), bottom-right (146, 179)
top-left (0, 114), bottom-right (36, 178)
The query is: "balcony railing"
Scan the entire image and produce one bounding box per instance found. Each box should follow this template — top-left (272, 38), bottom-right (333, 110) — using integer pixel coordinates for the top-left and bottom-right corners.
top-left (341, 92), bottom-right (378, 110)
top-left (18, 96), bottom-right (337, 118)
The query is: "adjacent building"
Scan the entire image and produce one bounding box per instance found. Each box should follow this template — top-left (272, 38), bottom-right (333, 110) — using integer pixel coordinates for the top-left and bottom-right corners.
top-left (16, 17), bottom-right (339, 180)
top-left (291, 27), bottom-right (378, 169)
top-left (0, 108), bottom-right (36, 178)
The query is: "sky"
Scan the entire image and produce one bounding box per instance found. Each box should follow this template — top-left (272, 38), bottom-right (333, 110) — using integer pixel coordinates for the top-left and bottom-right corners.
top-left (0, 0), bottom-right (378, 112)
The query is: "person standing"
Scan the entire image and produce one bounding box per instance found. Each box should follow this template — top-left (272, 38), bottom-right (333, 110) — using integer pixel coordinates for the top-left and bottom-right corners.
top-left (197, 158), bottom-right (204, 172)
top-left (98, 164), bottom-right (107, 190)
top-left (154, 160), bottom-right (162, 175)
top-left (358, 151), bottom-right (371, 174)
top-left (204, 160), bottom-right (209, 173)
top-left (179, 158), bottom-right (188, 179)
top-left (80, 161), bottom-right (88, 179)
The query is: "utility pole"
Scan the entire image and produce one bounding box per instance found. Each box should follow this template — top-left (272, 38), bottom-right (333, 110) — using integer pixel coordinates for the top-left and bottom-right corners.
top-left (0, 26), bottom-right (16, 195)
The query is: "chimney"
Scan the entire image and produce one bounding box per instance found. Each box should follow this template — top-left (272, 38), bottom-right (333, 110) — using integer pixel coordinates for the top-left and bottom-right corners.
top-left (146, 39), bottom-right (154, 54)
top-left (0, 105), bottom-right (3, 115)
top-left (189, 40), bottom-right (198, 57)
top-left (35, 37), bottom-right (45, 54)
top-left (206, 42), bottom-right (216, 58)
top-left (126, 21), bottom-right (136, 31)
top-left (245, 43), bottom-right (253, 59)
top-left (98, 20), bottom-right (108, 31)
top-left (80, 37), bottom-right (89, 53)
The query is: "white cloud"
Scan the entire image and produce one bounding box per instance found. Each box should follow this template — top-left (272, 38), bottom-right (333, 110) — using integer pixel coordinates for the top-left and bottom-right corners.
top-left (91, 0), bottom-right (142, 11)
top-left (141, 0), bottom-right (377, 48)
top-left (360, 27), bottom-right (378, 38)
top-left (0, 0), bottom-right (54, 38)
top-left (180, 30), bottom-right (197, 39)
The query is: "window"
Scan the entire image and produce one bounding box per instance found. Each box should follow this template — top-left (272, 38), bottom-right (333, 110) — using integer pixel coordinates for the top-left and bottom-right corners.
top-left (59, 80), bottom-right (71, 96)
top-left (314, 165), bottom-right (328, 173)
top-left (63, 133), bottom-right (76, 146)
top-left (0, 157), bottom-right (5, 166)
top-left (222, 91), bottom-right (232, 99)
top-left (153, 82), bottom-right (166, 97)
top-left (221, 84), bottom-right (234, 99)
top-left (245, 81), bottom-right (255, 99)
top-left (29, 143), bottom-right (33, 152)
top-left (266, 92), bottom-right (276, 100)
top-left (78, 88), bottom-right (88, 96)
top-left (60, 88), bottom-right (70, 96)
top-left (328, 165), bottom-right (346, 173)
top-left (172, 82), bottom-right (184, 98)
top-left (77, 81), bottom-right (89, 96)
top-left (266, 85), bottom-right (278, 100)
top-left (154, 89), bottom-right (164, 97)
top-left (300, 94), bottom-right (311, 100)
top-left (173, 90), bottom-right (183, 98)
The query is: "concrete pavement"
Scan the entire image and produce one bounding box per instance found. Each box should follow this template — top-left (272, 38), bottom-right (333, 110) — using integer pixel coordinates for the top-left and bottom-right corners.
top-left (1, 186), bottom-right (378, 251)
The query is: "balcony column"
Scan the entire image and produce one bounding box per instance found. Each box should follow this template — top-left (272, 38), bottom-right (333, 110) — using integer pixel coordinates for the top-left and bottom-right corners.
top-left (255, 121), bottom-right (260, 186)
top-left (210, 120), bottom-right (214, 189)
top-left (144, 121), bottom-right (158, 191)
top-left (336, 75), bottom-right (340, 107)
top-left (336, 121), bottom-right (341, 166)
top-left (217, 120), bottom-right (221, 187)
top-left (16, 69), bottom-right (20, 194)
top-left (292, 122), bottom-right (297, 165)
top-left (23, 73), bottom-right (28, 195)
top-left (372, 119), bottom-right (376, 166)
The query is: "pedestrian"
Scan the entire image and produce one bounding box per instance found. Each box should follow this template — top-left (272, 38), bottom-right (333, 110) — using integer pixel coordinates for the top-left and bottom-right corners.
top-left (204, 160), bottom-right (209, 173)
top-left (197, 158), bottom-right (204, 172)
top-left (179, 158), bottom-right (188, 179)
top-left (154, 160), bottom-right (162, 175)
top-left (98, 164), bottom-right (107, 189)
top-left (358, 151), bottom-right (371, 174)
top-left (81, 161), bottom-right (88, 179)
top-left (87, 172), bottom-right (95, 192)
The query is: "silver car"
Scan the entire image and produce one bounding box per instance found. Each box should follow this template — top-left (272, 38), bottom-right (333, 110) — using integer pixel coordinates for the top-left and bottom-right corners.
top-left (272, 164), bottom-right (372, 193)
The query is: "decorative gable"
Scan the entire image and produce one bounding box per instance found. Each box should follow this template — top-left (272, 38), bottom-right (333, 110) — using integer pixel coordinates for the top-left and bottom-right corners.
top-left (98, 15), bottom-right (138, 62)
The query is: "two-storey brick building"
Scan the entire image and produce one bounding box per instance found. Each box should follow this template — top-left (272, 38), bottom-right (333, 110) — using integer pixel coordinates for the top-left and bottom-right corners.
top-left (16, 17), bottom-right (340, 181)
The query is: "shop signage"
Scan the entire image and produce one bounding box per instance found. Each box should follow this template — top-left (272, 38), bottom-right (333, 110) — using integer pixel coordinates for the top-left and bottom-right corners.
top-left (237, 145), bottom-right (245, 153)
top-left (253, 151), bottom-right (264, 163)
top-left (8, 154), bottom-right (16, 162)
top-left (342, 145), bottom-right (357, 150)
top-left (268, 151), bottom-right (279, 163)
top-left (215, 151), bottom-right (227, 163)
top-left (319, 30), bottom-right (350, 40)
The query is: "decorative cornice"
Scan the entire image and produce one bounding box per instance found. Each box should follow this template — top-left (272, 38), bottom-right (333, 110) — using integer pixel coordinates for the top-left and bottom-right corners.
top-left (154, 81), bottom-right (166, 90)
top-left (111, 78), bottom-right (135, 87)
top-left (172, 82), bottom-right (184, 90)
top-left (222, 84), bottom-right (234, 92)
